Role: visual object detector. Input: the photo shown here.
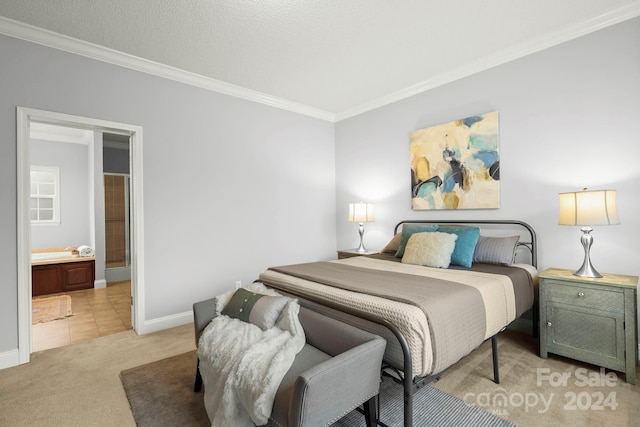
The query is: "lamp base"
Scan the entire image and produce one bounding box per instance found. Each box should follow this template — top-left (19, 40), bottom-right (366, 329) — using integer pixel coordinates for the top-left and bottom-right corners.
top-left (356, 222), bottom-right (367, 252)
top-left (572, 265), bottom-right (602, 279)
top-left (572, 226), bottom-right (602, 278)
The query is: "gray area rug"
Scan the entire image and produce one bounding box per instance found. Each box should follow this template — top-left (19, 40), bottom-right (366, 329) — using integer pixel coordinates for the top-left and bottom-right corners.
top-left (121, 350), bottom-right (210, 427)
top-left (334, 376), bottom-right (517, 427)
top-left (121, 350), bottom-right (516, 427)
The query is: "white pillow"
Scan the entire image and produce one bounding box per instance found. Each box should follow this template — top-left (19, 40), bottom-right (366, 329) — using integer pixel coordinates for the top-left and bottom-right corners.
top-left (401, 231), bottom-right (458, 268)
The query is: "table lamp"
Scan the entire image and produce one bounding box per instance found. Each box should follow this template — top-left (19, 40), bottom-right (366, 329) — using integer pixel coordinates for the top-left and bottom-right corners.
top-left (558, 188), bottom-right (620, 278)
top-left (348, 202), bottom-right (375, 253)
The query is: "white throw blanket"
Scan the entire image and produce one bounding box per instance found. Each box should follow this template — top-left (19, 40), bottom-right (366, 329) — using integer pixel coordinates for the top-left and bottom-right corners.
top-left (198, 289), bottom-right (305, 427)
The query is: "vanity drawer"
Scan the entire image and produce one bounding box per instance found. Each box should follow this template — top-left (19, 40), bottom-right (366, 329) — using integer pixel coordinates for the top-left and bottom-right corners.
top-left (543, 280), bottom-right (624, 313)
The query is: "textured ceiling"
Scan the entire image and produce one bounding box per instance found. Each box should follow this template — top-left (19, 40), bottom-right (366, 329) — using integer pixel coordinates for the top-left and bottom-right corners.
top-left (1, 1), bottom-right (639, 120)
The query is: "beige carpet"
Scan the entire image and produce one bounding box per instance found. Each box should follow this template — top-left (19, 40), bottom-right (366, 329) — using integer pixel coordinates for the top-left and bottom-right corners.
top-left (32, 294), bottom-right (72, 323)
top-left (431, 330), bottom-right (640, 427)
top-left (0, 324), bottom-right (195, 427)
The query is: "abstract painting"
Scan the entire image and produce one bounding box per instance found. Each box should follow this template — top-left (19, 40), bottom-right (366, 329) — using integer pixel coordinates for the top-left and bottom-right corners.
top-left (410, 111), bottom-right (500, 210)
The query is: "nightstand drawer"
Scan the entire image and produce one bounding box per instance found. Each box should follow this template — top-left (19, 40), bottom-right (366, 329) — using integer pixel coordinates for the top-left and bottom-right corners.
top-left (543, 280), bottom-right (624, 314)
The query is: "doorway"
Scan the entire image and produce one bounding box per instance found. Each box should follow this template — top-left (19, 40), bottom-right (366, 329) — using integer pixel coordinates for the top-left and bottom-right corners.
top-left (16, 107), bottom-right (145, 364)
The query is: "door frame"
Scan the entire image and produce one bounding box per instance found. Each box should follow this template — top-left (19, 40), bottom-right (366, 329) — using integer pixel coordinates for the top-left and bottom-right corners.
top-left (16, 107), bottom-right (145, 364)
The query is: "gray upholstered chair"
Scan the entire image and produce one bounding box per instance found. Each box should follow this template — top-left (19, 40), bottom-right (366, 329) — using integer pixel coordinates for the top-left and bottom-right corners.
top-left (193, 298), bottom-right (385, 427)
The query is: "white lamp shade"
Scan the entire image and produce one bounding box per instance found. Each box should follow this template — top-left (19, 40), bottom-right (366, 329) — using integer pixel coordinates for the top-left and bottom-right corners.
top-left (348, 202), bottom-right (375, 223)
top-left (559, 189), bottom-right (620, 226)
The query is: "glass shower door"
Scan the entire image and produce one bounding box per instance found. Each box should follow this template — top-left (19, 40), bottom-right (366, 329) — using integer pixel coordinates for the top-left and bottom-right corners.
top-left (104, 174), bottom-right (130, 269)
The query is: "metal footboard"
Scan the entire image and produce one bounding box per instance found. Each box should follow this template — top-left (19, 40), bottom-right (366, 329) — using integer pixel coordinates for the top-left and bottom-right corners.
top-left (262, 287), bottom-right (502, 427)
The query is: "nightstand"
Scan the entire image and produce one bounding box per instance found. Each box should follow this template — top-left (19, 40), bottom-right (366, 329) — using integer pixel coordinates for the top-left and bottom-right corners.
top-left (539, 268), bottom-right (638, 384)
top-left (337, 249), bottom-right (379, 259)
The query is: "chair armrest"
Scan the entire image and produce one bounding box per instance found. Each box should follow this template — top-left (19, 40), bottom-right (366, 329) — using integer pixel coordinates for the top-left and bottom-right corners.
top-left (288, 336), bottom-right (385, 427)
top-left (193, 297), bottom-right (218, 347)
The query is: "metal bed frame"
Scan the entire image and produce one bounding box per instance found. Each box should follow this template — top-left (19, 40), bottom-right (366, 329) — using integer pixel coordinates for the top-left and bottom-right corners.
top-left (265, 219), bottom-right (538, 427)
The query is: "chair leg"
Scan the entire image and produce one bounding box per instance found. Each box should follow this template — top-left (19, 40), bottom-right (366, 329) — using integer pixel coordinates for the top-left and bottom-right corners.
top-left (194, 358), bottom-right (203, 392)
top-left (491, 336), bottom-right (500, 384)
top-left (363, 395), bottom-right (377, 427)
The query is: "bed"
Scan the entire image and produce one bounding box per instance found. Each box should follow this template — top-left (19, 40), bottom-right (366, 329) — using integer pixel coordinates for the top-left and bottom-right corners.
top-left (258, 220), bottom-right (538, 427)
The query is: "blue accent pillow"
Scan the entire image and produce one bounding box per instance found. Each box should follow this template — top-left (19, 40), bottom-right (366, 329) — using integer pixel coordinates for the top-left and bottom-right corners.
top-left (437, 226), bottom-right (481, 268)
top-left (395, 223), bottom-right (439, 258)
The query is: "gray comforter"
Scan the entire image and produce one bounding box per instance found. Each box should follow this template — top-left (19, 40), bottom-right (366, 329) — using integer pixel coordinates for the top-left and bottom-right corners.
top-left (260, 256), bottom-right (534, 376)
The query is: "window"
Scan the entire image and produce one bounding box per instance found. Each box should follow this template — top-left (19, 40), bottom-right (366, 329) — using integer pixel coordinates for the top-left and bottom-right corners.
top-left (30, 166), bottom-right (60, 224)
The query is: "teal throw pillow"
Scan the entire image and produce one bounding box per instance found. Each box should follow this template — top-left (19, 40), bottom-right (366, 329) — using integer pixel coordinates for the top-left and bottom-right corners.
top-left (437, 226), bottom-right (481, 268)
top-left (395, 223), bottom-right (439, 258)
top-left (221, 288), bottom-right (289, 330)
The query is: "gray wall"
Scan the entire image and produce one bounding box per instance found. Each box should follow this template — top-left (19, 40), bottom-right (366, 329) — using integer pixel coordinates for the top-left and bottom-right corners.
top-left (335, 17), bottom-right (640, 349)
top-left (336, 19), bottom-right (639, 284)
top-left (30, 139), bottom-right (92, 249)
top-left (0, 34), bottom-right (336, 354)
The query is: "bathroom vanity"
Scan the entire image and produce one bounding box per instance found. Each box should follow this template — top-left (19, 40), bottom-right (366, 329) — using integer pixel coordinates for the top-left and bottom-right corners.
top-left (31, 250), bottom-right (95, 296)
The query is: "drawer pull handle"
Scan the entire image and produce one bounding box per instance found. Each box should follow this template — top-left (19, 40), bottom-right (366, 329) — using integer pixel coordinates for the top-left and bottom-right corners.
top-left (578, 292), bottom-right (585, 297)
top-left (546, 321), bottom-right (552, 327)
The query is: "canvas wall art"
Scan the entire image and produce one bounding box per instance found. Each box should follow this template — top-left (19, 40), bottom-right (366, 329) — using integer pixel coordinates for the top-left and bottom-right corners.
top-left (410, 111), bottom-right (500, 210)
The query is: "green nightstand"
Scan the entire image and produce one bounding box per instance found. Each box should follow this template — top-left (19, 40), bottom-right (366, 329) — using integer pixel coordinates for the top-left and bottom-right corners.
top-left (539, 268), bottom-right (638, 384)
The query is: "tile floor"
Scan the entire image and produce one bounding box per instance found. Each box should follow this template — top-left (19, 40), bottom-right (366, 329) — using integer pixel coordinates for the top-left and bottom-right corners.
top-left (32, 280), bottom-right (132, 352)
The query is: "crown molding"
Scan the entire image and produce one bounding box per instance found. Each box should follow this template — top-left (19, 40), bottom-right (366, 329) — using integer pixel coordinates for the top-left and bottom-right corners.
top-left (2, 2), bottom-right (639, 124)
top-left (335, 2), bottom-right (640, 121)
top-left (0, 17), bottom-right (336, 122)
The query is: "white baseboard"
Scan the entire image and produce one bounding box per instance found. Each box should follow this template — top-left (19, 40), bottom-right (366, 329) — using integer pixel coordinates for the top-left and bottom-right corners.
top-left (139, 310), bottom-right (194, 335)
top-left (94, 279), bottom-right (107, 289)
top-left (0, 349), bottom-right (21, 370)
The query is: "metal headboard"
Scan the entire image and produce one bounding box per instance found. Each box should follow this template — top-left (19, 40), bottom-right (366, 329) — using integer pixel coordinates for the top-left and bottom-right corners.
top-left (393, 219), bottom-right (537, 268)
